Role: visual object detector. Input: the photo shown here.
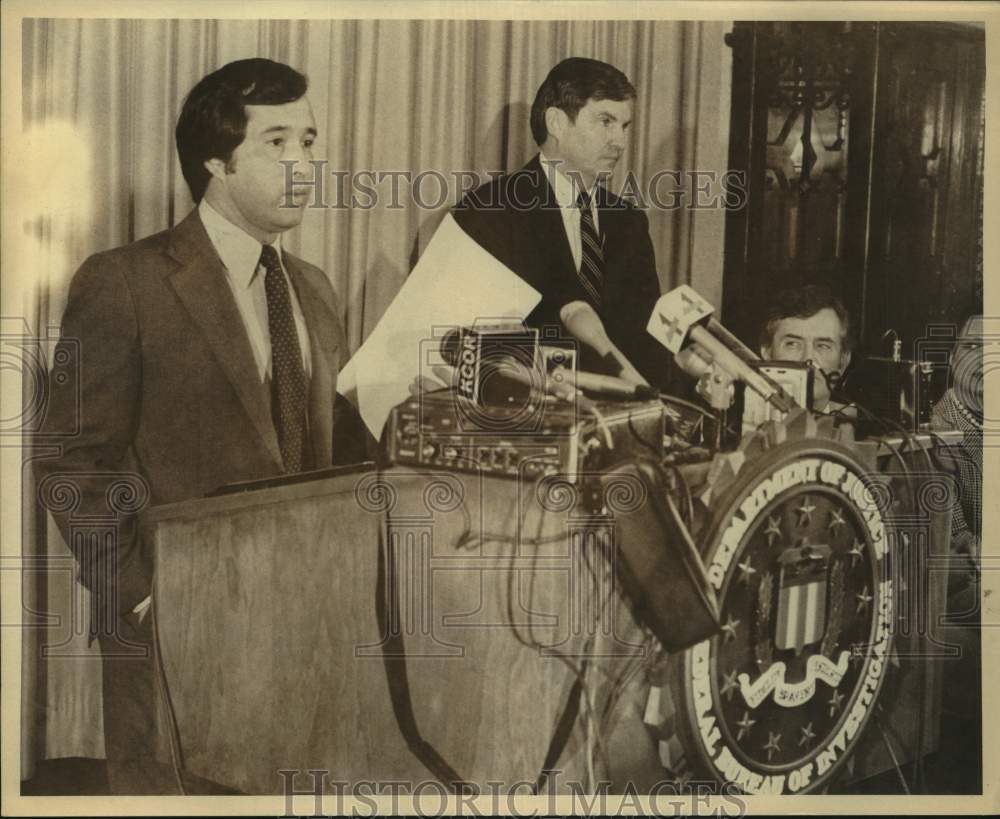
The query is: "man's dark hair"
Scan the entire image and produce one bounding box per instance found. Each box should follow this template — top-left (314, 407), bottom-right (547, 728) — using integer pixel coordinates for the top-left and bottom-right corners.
top-left (529, 57), bottom-right (636, 146)
top-left (175, 58), bottom-right (308, 202)
top-left (759, 284), bottom-right (854, 353)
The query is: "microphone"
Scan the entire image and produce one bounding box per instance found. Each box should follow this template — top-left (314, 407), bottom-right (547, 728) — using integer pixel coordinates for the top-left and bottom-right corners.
top-left (707, 317), bottom-right (763, 362)
top-left (559, 301), bottom-right (650, 387)
top-left (441, 320), bottom-right (657, 405)
top-left (550, 366), bottom-right (658, 401)
top-left (647, 285), bottom-right (796, 413)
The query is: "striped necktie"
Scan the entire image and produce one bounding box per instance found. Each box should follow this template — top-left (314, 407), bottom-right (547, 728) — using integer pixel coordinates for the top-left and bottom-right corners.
top-left (260, 244), bottom-right (307, 473)
top-left (576, 190), bottom-right (605, 308)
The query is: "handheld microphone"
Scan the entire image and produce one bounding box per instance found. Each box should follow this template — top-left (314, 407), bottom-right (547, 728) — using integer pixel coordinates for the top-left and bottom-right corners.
top-left (559, 301), bottom-right (650, 387)
top-left (550, 366), bottom-right (658, 401)
top-left (647, 285), bottom-right (796, 413)
top-left (707, 317), bottom-right (763, 362)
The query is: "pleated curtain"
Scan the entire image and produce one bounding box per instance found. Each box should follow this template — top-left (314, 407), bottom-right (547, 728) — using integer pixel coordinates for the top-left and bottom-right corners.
top-left (17, 17), bottom-right (732, 776)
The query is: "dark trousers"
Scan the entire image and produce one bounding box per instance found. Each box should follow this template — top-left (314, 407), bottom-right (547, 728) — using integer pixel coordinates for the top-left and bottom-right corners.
top-left (98, 609), bottom-right (237, 795)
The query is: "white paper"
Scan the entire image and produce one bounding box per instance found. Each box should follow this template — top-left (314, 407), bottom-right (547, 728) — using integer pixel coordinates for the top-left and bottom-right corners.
top-left (337, 213), bottom-right (541, 438)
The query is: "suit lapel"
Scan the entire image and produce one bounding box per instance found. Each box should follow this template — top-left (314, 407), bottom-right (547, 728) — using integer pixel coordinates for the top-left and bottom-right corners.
top-left (284, 255), bottom-right (338, 468)
top-left (535, 203), bottom-right (578, 282)
top-left (164, 211), bottom-right (283, 469)
top-left (521, 155), bottom-right (578, 282)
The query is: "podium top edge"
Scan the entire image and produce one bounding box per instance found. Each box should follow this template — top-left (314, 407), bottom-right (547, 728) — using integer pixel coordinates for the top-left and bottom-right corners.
top-left (140, 465), bottom-right (380, 527)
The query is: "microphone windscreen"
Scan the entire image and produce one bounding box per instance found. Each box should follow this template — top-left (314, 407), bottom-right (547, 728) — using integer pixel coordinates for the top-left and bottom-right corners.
top-left (560, 300), bottom-right (612, 355)
top-left (439, 328), bottom-right (462, 366)
top-left (559, 300), bottom-right (587, 325)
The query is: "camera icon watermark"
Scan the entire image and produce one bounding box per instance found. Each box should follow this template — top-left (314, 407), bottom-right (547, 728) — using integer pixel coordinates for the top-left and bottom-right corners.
top-left (1, 320), bottom-right (79, 438)
top-left (914, 315), bottom-right (995, 440)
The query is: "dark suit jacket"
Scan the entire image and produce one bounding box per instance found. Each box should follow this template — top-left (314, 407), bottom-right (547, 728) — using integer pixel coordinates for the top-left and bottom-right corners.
top-left (452, 154), bottom-right (679, 390)
top-left (36, 209), bottom-right (363, 624)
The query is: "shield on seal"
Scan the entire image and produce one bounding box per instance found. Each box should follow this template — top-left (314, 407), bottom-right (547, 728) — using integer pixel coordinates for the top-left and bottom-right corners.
top-left (775, 544), bottom-right (832, 655)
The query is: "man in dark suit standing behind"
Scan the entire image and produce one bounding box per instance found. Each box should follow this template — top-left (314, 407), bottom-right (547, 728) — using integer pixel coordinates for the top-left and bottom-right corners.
top-left (36, 59), bottom-right (357, 793)
top-left (453, 57), bottom-right (678, 390)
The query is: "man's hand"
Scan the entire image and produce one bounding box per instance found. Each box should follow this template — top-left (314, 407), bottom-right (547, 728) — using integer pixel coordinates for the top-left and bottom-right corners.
top-left (675, 343), bottom-right (713, 379)
top-left (132, 595), bottom-right (152, 625)
top-left (696, 366), bottom-right (736, 410)
top-left (675, 343), bottom-right (735, 409)
top-left (408, 364), bottom-right (455, 396)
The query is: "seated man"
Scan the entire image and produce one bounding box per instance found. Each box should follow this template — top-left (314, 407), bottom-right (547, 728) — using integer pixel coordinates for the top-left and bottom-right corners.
top-left (930, 314), bottom-right (983, 784)
top-left (931, 314), bottom-right (982, 587)
top-left (758, 284), bottom-right (853, 413)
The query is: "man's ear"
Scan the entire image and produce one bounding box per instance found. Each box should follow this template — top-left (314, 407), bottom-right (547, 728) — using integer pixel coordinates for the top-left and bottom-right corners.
top-left (545, 107), bottom-right (568, 142)
top-left (203, 157), bottom-right (228, 183)
top-left (759, 345), bottom-right (770, 361)
top-left (840, 350), bottom-right (852, 372)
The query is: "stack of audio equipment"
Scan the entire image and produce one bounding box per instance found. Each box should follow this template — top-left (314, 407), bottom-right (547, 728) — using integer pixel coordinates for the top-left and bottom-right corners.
top-left (385, 390), bottom-right (665, 482)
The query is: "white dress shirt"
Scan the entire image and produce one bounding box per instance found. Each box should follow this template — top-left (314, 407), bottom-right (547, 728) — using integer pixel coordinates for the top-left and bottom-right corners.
top-left (131, 205), bottom-right (314, 621)
top-left (539, 151), bottom-right (601, 272)
top-left (199, 199), bottom-right (312, 381)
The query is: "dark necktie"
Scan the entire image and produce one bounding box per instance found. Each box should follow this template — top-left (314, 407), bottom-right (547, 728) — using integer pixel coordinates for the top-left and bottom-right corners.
top-left (260, 244), bottom-right (307, 473)
top-left (576, 190), bottom-right (605, 309)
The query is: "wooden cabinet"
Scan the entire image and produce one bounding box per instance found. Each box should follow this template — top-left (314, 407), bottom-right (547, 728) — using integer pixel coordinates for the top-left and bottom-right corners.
top-left (722, 22), bottom-right (984, 357)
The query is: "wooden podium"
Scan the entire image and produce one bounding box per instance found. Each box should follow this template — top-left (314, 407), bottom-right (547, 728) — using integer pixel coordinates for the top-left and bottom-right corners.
top-left (142, 435), bottom-right (962, 795)
top-left (143, 466), bottom-right (655, 795)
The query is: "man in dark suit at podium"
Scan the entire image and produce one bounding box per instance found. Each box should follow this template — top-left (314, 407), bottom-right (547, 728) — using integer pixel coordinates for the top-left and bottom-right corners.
top-left (37, 58), bottom-right (360, 794)
top-left (453, 57), bottom-right (679, 391)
